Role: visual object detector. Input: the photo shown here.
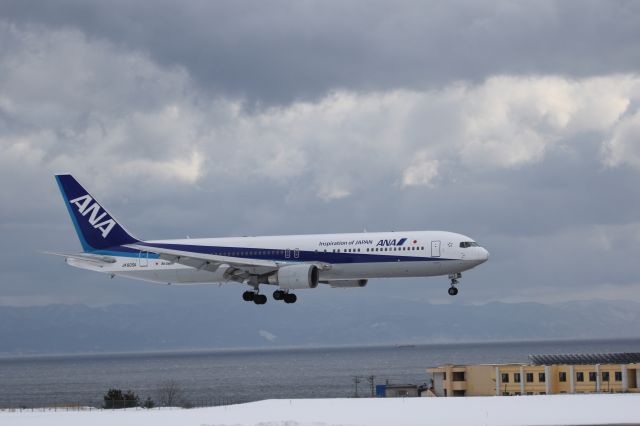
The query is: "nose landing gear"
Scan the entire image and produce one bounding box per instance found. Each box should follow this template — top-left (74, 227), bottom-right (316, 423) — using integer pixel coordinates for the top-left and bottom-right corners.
top-left (448, 273), bottom-right (461, 296)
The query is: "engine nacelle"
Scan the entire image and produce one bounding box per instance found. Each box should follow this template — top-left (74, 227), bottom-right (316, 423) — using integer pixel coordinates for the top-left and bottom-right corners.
top-left (327, 279), bottom-right (368, 288)
top-left (268, 264), bottom-right (319, 289)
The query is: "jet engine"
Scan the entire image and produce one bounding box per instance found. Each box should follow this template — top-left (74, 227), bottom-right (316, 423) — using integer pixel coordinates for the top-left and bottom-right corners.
top-left (268, 264), bottom-right (319, 289)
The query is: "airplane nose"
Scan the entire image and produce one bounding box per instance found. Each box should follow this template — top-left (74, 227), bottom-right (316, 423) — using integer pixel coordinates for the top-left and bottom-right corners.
top-left (481, 248), bottom-right (489, 262)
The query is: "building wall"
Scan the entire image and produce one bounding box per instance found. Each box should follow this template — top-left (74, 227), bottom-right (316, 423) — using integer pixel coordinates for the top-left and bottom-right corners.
top-left (383, 385), bottom-right (419, 398)
top-left (428, 363), bottom-right (639, 397)
top-left (464, 365), bottom-right (496, 396)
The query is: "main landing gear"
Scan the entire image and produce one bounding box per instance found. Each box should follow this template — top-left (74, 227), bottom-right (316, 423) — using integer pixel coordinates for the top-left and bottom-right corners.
top-left (242, 290), bottom-right (267, 305)
top-left (448, 273), bottom-right (461, 296)
top-left (273, 290), bottom-right (297, 304)
top-left (242, 289), bottom-right (298, 304)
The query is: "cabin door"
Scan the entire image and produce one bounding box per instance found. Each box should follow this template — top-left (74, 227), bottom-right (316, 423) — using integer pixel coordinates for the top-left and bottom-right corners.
top-left (138, 251), bottom-right (148, 267)
top-left (431, 241), bottom-right (441, 257)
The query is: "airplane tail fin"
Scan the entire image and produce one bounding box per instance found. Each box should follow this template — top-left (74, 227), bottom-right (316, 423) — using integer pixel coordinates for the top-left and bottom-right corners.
top-left (55, 174), bottom-right (139, 252)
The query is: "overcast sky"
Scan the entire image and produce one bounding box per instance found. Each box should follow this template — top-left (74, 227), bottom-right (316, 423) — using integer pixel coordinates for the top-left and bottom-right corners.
top-left (1, 0), bottom-right (640, 308)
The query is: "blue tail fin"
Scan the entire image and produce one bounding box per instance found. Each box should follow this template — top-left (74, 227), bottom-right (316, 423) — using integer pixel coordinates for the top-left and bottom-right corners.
top-left (55, 174), bottom-right (138, 252)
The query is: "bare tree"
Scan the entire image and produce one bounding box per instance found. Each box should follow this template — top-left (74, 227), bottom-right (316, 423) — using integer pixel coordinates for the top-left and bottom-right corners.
top-left (156, 380), bottom-right (184, 407)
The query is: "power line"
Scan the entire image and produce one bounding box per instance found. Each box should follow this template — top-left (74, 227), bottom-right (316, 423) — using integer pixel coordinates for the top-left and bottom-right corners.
top-left (367, 375), bottom-right (375, 397)
top-left (353, 376), bottom-right (361, 398)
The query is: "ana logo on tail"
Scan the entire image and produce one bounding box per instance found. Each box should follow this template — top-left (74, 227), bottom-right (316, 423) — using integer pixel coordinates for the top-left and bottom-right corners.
top-left (69, 194), bottom-right (116, 238)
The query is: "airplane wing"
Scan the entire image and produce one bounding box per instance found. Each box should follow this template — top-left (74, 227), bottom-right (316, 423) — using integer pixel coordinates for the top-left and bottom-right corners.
top-left (126, 243), bottom-right (333, 282)
top-left (125, 243), bottom-right (280, 276)
top-left (42, 251), bottom-right (117, 266)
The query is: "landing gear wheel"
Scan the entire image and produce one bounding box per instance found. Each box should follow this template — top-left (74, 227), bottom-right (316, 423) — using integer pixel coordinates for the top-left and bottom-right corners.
top-left (283, 293), bottom-right (297, 304)
top-left (253, 294), bottom-right (267, 305)
top-left (273, 290), bottom-right (285, 301)
top-left (242, 291), bottom-right (255, 302)
top-left (447, 272), bottom-right (461, 296)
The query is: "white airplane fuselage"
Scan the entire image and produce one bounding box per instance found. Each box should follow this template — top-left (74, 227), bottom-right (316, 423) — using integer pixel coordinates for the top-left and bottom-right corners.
top-left (68, 231), bottom-right (489, 285)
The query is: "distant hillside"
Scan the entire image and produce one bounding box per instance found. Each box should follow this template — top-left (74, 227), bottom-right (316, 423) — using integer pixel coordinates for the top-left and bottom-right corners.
top-left (1, 298), bottom-right (639, 355)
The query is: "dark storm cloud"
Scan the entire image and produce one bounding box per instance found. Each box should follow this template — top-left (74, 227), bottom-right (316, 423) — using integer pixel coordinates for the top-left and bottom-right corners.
top-left (1, 0), bottom-right (640, 104)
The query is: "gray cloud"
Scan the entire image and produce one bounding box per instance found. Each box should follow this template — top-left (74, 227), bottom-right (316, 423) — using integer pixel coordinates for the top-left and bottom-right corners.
top-left (1, 0), bottom-right (640, 105)
top-left (0, 2), bottom-right (640, 311)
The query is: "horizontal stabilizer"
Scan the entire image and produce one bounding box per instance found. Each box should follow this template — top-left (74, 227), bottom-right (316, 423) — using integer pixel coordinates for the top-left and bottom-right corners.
top-left (42, 251), bottom-right (117, 265)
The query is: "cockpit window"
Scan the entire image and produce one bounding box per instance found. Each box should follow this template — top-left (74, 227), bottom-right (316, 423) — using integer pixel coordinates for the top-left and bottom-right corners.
top-left (459, 241), bottom-right (479, 248)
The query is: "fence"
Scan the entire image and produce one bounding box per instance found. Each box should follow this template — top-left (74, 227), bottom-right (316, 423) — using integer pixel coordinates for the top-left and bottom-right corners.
top-left (0, 397), bottom-right (251, 412)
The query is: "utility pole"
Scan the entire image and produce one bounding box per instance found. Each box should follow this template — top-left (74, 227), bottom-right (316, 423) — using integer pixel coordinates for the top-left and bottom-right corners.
top-left (353, 376), bottom-right (361, 398)
top-left (367, 375), bottom-right (375, 397)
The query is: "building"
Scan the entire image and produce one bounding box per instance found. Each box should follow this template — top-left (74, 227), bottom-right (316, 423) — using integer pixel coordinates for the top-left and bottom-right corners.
top-left (375, 384), bottom-right (420, 398)
top-left (427, 352), bottom-right (640, 397)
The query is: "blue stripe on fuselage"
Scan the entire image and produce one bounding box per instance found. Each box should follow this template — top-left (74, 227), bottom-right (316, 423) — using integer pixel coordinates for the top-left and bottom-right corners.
top-left (136, 242), bottom-right (453, 264)
top-left (93, 247), bottom-right (161, 259)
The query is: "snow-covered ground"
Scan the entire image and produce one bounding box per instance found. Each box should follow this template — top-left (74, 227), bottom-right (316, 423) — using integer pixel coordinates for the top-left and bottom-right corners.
top-left (1, 394), bottom-right (638, 426)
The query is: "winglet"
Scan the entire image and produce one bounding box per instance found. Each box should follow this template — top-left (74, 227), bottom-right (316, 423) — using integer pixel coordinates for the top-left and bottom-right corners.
top-left (55, 174), bottom-right (139, 252)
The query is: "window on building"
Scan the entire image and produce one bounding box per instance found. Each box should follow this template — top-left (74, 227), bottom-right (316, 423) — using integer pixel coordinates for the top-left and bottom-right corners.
top-left (514, 373), bottom-right (521, 383)
top-left (453, 390), bottom-right (465, 396)
top-left (576, 372), bottom-right (584, 382)
top-left (559, 372), bottom-right (567, 382)
top-left (452, 372), bottom-right (465, 381)
top-left (443, 372), bottom-right (446, 380)
top-left (602, 371), bottom-right (610, 381)
top-left (539, 372), bottom-right (546, 383)
top-left (502, 392), bottom-right (510, 396)
top-left (589, 372), bottom-right (597, 382)
top-left (615, 371), bottom-right (622, 381)
top-left (501, 373), bottom-right (509, 383)
top-left (514, 392), bottom-right (521, 396)
top-left (526, 392), bottom-right (533, 395)
top-left (526, 373), bottom-right (534, 383)
top-left (539, 392), bottom-right (546, 395)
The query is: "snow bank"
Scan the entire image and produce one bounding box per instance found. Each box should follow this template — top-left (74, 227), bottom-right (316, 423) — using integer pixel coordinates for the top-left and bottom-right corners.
top-left (1, 394), bottom-right (638, 426)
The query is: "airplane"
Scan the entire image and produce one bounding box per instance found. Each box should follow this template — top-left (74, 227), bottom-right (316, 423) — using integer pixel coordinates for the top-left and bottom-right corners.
top-left (48, 174), bottom-right (489, 305)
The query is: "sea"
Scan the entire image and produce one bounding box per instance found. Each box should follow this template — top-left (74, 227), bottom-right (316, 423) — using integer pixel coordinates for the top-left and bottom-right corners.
top-left (0, 338), bottom-right (638, 408)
